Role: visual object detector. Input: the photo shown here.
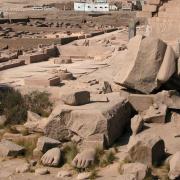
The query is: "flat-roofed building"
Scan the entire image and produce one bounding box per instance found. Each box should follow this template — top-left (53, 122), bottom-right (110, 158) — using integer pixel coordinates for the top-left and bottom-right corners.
top-left (74, 0), bottom-right (109, 12)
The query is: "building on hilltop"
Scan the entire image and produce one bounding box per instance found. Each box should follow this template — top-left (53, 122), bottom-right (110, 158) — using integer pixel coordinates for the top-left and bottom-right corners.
top-left (74, 0), bottom-right (110, 12)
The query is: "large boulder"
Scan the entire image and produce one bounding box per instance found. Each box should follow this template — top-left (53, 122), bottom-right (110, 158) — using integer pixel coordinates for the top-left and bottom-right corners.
top-left (128, 133), bottom-right (165, 166)
top-left (44, 93), bottom-right (132, 147)
top-left (168, 151), bottom-right (180, 180)
top-left (114, 36), bottom-right (167, 94)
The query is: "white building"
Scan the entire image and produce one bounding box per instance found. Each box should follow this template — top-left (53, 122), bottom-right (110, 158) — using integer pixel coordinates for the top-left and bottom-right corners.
top-left (74, 0), bottom-right (109, 12)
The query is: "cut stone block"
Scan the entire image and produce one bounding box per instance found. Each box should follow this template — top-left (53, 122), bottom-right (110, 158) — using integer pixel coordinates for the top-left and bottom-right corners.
top-left (60, 91), bottom-right (90, 106)
top-left (24, 75), bottom-right (60, 87)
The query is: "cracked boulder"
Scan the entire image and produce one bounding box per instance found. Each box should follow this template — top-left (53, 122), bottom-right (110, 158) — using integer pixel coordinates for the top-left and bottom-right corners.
top-left (44, 93), bottom-right (132, 147)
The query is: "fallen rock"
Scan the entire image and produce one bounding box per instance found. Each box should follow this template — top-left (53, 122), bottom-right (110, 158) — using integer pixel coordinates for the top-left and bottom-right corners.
top-left (77, 172), bottom-right (91, 180)
top-left (35, 168), bottom-right (49, 175)
top-left (114, 36), bottom-right (167, 94)
top-left (16, 163), bottom-right (30, 173)
top-left (128, 94), bottom-right (154, 112)
top-left (128, 133), bottom-right (165, 166)
top-left (168, 151), bottom-right (180, 180)
top-left (157, 45), bottom-right (176, 83)
top-left (140, 103), bottom-right (167, 123)
top-left (0, 115), bottom-right (7, 126)
top-left (121, 162), bottom-right (148, 180)
top-left (131, 115), bottom-right (144, 135)
top-left (0, 140), bottom-right (25, 157)
top-left (60, 91), bottom-right (90, 106)
top-left (57, 170), bottom-right (72, 178)
top-left (36, 136), bottom-right (61, 153)
top-left (155, 90), bottom-right (180, 110)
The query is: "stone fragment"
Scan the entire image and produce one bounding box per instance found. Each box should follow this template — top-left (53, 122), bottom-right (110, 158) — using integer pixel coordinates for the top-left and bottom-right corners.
top-left (16, 163), bottom-right (30, 173)
top-left (169, 151), bottom-right (180, 180)
top-left (131, 115), bottom-right (144, 135)
top-left (0, 140), bottom-right (25, 157)
top-left (148, 0), bottom-right (161, 5)
top-left (60, 91), bottom-right (90, 106)
top-left (35, 168), bottom-right (49, 175)
top-left (128, 134), bottom-right (165, 166)
top-left (157, 45), bottom-right (176, 83)
top-left (77, 172), bottom-right (91, 180)
top-left (57, 170), bottom-right (72, 178)
top-left (36, 136), bottom-right (61, 153)
top-left (143, 4), bottom-right (157, 13)
top-left (141, 104), bottom-right (167, 123)
top-left (29, 160), bottom-right (37, 166)
top-left (154, 91), bottom-right (180, 109)
top-left (121, 162), bottom-right (148, 180)
top-left (128, 94), bottom-right (154, 112)
top-left (0, 115), bottom-right (7, 126)
top-left (114, 36), bottom-right (167, 94)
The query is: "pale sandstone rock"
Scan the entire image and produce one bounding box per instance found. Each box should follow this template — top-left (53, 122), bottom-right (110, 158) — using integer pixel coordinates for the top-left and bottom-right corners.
top-left (77, 172), bottom-right (91, 180)
top-left (35, 168), bottom-right (49, 175)
top-left (60, 90), bottom-right (90, 106)
top-left (0, 140), bottom-right (25, 157)
top-left (128, 94), bottom-right (154, 112)
top-left (155, 90), bottom-right (180, 109)
top-left (140, 103), bottom-right (167, 123)
top-left (36, 136), bottom-right (61, 153)
top-left (169, 151), bottom-right (180, 180)
top-left (24, 111), bottom-right (48, 133)
top-left (128, 134), bottom-right (165, 166)
top-left (148, 0), bottom-right (161, 5)
top-left (131, 115), bottom-right (144, 135)
top-left (114, 36), bottom-right (167, 94)
top-left (143, 4), bottom-right (157, 13)
top-left (16, 163), bottom-right (30, 173)
top-left (121, 162), bottom-right (148, 180)
top-left (157, 45), bottom-right (176, 83)
top-left (0, 115), bottom-right (7, 126)
top-left (57, 170), bottom-right (72, 178)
